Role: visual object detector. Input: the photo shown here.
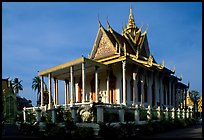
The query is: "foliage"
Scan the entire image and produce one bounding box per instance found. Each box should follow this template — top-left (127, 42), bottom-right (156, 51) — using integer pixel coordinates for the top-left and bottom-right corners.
top-left (72, 126), bottom-right (94, 138)
top-left (32, 76), bottom-right (49, 106)
top-left (124, 110), bottom-right (134, 122)
top-left (151, 110), bottom-right (158, 120)
top-left (26, 110), bottom-right (37, 123)
top-left (104, 111), bottom-right (119, 123)
top-left (138, 108), bottom-right (147, 121)
top-left (18, 122), bottom-right (42, 136)
top-left (44, 122), bottom-right (66, 138)
top-left (98, 122), bottom-right (118, 139)
top-left (32, 76), bottom-right (41, 106)
top-left (11, 78), bottom-right (23, 94)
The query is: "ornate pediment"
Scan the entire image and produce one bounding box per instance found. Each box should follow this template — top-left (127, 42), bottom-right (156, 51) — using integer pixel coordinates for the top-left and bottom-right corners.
top-left (94, 33), bottom-right (116, 60)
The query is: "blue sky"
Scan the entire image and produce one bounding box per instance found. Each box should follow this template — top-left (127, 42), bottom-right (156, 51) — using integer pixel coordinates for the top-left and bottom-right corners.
top-left (2, 2), bottom-right (202, 106)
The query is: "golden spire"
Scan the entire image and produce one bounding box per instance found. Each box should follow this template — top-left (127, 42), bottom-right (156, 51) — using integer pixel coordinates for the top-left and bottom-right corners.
top-left (127, 2), bottom-right (137, 30)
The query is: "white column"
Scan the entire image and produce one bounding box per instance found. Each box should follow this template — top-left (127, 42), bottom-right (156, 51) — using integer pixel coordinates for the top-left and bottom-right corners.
top-left (148, 73), bottom-right (152, 107)
top-left (133, 72), bottom-right (137, 106)
top-left (122, 61), bottom-right (126, 105)
top-left (165, 85), bottom-right (168, 106)
top-left (141, 74), bottom-right (144, 106)
top-left (169, 80), bottom-right (172, 108)
top-left (155, 76), bottom-right (160, 106)
top-left (172, 83), bottom-right (175, 107)
top-left (56, 79), bottom-right (58, 105)
top-left (70, 66), bottom-right (74, 106)
top-left (160, 77), bottom-right (163, 106)
top-left (154, 74), bottom-right (158, 107)
top-left (40, 75), bottom-right (44, 107)
top-left (53, 78), bottom-right (56, 106)
top-left (48, 73), bottom-right (52, 109)
top-left (135, 75), bottom-right (138, 106)
top-left (95, 66), bottom-right (98, 102)
top-left (106, 70), bottom-right (110, 104)
top-left (82, 62), bottom-right (86, 103)
top-left (64, 80), bottom-right (69, 105)
top-left (23, 107), bottom-right (26, 123)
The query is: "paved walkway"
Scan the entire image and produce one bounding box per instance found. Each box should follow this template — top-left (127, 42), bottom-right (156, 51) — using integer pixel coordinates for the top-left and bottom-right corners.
top-left (142, 119), bottom-right (202, 138)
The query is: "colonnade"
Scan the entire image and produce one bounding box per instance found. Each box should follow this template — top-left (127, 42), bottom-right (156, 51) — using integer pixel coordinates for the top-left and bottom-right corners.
top-left (39, 60), bottom-right (184, 110)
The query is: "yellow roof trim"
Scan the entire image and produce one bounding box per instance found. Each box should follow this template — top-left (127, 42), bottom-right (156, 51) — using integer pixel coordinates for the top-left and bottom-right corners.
top-left (38, 56), bottom-right (108, 76)
top-left (102, 56), bottom-right (126, 65)
top-left (38, 57), bottom-right (84, 76)
top-left (97, 54), bottom-right (121, 62)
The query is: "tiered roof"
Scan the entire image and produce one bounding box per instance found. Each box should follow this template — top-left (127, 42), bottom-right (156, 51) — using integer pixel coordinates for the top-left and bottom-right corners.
top-left (89, 4), bottom-right (175, 76)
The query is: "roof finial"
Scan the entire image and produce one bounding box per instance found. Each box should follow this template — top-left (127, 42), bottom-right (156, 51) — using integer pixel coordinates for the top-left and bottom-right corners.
top-left (173, 66), bottom-right (176, 74)
top-left (180, 74), bottom-right (182, 81)
top-left (106, 16), bottom-right (111, 31)
top-left (98, 14), bottom-right (101, 27)
top-left (161, 59), bottom-right (164, 68)
top-left (130, 2), bottom-right (133, 17)
top-left (127, 2), bottom-right (136, 29)
top-left (146, 24), bottom-right (149, 32)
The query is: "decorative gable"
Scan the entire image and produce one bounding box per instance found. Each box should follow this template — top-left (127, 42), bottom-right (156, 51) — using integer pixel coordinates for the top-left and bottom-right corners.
top-left (94, 33), bottom-right (116, 60)
top-left (139, 34), bottom-right (150, 58)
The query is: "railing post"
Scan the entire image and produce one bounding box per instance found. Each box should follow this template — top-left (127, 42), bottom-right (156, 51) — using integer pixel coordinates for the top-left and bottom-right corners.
top-left (186, 108), bottom-right (189, 118)
top-left (119, 106), bottom-right (124, 122)
top-left (147, 105), bottom-right (151, 120)
top-left (23, 107), bottom-right (27, 123)
top-left (35, 107), bottom-right (41, 122)
top-left (134, 105), bottom-right (139, 123)
top-left (165, 107), bottom-right (168, 120)
top-left (177, 108), bottom-right (180, 119)
top-left (96, 105), bottom-right (104, 123)
top-left (51, 106), bottom-right (57, 123)
top-left (190, 108), bottom-right (193, 118)
top-left (182, 108), bottom-right (185, 119)
top-left (171, 107), bottom-right (175, 119)
top-left (157, 106), bottom-right (161, 120)
top-left (71, 106), bottom-right (78, 122)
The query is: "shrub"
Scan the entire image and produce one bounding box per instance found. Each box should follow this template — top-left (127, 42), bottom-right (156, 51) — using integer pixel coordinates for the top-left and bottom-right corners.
top-left (124, 111), bottom-right (134, 122)
top-left (104, 111), bottom-right (119, 123)
top-left (18, 122), bottom-right (41, 136)
top-left (72, 126), bottom-right (94, 138)
top-left (139, 108), bottom-right (147, 121)
top-left (98, 122), bottom-right (118, 139)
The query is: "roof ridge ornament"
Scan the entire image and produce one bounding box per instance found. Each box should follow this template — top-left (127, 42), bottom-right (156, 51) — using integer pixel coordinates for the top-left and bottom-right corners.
top-left (98, 14), bottom-right (102, 27)
top-left (180, 74), bottom-right (182, 81)
top-left (148, 54), bottom-right (153, 66)
top-left (161, 59), bottom-right (164, 68)
top-left (145, 24), bottom-right (149, 33)
top-left (172, 66), bottom-right (176, 74)
top-left (106, 16), bottom-right (111, 32)
top-left (135, 49), bottom-right (139, 59)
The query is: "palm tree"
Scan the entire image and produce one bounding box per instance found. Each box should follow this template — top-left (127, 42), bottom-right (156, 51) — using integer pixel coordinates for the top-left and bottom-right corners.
top-left (11, 78), bottom-right (23, 95)
top-left (32, 76), bottom-right (48, 106)
top-left (32, 76), bottom-right (41, 106)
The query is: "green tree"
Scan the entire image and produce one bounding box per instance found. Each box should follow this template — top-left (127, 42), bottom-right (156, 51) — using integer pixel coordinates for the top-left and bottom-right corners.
top-left (11, 78), bottom-right (23, 95)
top-left (32, 76), bottom-right (48, 106)
top-left (190, 90), bottom-right (199, 118)
top-left (32, 76), bottom-right (41, 106)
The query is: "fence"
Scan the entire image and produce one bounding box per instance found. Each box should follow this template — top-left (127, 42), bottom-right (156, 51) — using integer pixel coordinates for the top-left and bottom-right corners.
top-left (22, 104), bottom-right (194, 124)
